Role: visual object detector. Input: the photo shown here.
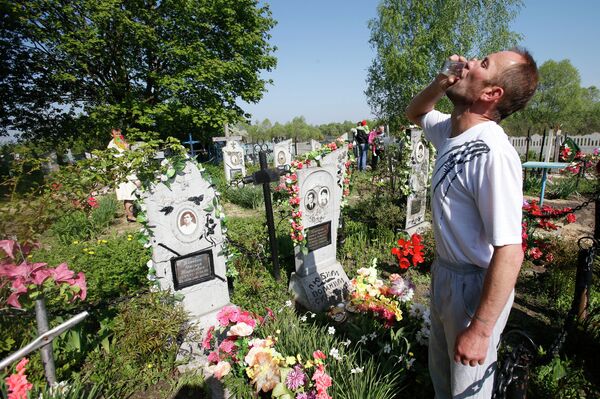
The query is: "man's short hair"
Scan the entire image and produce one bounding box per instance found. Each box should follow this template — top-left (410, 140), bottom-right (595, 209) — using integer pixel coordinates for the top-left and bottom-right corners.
top-left (489, 47), bottom-right (539, 121)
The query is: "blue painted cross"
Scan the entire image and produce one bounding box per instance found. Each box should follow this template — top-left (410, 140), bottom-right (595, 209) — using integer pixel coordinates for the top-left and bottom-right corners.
top-left (183, 133), bottom-right (200, 157)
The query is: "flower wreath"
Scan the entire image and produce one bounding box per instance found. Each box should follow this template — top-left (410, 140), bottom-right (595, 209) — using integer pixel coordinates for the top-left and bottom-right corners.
top-left (275, 137), bottom-right (355, 252)
top-left (395, 132), bottom-right (436, 197)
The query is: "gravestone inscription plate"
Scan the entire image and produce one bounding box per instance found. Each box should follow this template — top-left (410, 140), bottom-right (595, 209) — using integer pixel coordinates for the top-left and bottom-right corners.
top-left (171, 249), bottom-right (215, 290)
top-left (306, 221), bottom-right (332, 252)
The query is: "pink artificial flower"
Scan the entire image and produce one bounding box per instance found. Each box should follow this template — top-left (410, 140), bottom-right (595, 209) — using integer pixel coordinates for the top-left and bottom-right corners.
top-left (0, 240), bottom-right (16, 259)
top-left (236, 311), bottom-right (257, 328)
top-left (207, 350), bottom-right (220, 364)
top-left (217, 305), bottom-right (241, 327)
top-left (202, 326), bottom-right (215, 350)
top-left (313, 350), bottom-right (326, 360)
top-left (594, 148), bottom-right (599, 156)
top-left (312, 364), bottom-right (332, 398)
top-left (5, 358), bottom-right (33, 399)
top-left (219, 338), bottom-right (236, 354)
top-left (51, 263), bottom-right (75, 283)
top-left (70, 272), bottom-right (87, 301)
top-left (545, 253), bottom-right (555, 263)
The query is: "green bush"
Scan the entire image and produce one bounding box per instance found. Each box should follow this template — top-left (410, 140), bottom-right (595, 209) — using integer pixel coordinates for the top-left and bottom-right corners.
top-left (50, 196), bottom-right (119, 244)
top-left (31, 232), bottom-right (151, 304)
top-left (224, 184), bottom-right (264, 209)
top-left (81, 290), bottom-right (193, 397)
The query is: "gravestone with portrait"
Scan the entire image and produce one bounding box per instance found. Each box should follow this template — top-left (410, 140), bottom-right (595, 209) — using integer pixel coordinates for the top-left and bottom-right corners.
top-left (273, 139), bottom-right (293, 169)
top-left (142, 161), bottom-right (230, 324)
top-left (289, 164), bottom-right (350, 312)
top-left (310, 139), bottom-right (322, 151)
top-left (405, 129), bottom-right (431, 235)
top-left (222, 140), bottom-right (246, 184)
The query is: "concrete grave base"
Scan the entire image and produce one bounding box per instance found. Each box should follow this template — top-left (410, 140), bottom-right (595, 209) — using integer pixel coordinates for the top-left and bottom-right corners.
top-left (405, 221), bottom-right (431, 237)
top-left (176, 308), bottom-right (233, 399)
top-left (289, 262), bottom-right (350, 312)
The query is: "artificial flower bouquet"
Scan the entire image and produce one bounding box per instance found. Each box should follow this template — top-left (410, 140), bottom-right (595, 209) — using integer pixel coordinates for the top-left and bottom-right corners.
top-left (204, 305), bottom-right (333, 399)
top-left (347, 260), bottom-right (415, 328)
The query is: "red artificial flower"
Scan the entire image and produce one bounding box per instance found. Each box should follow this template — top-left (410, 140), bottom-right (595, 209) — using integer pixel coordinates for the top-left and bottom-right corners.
top-left (86, 196), bottom-right (99, 208)
top-left (566, 213), bottom-right (576, 223)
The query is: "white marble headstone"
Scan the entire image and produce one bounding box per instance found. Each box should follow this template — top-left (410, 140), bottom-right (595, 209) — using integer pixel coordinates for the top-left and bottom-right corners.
top-left (405, 129), bottom-right (430, 235)
top-left (222, 141), bottom-right (246, 183)
top-left (289, 164), bottom-right (350, 311)
top-left (142, 161), bottom-right (230, 322)
top-left (273, 139), bottom-right (293, 169)
top-left (310, 139), bottom-right (322, 151)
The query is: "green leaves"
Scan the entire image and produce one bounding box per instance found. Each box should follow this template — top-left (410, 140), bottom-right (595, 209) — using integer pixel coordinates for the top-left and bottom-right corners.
top-left (366, 0), bottom-right (522, 130)
top-left (2, 0), bottom-right (277, 147)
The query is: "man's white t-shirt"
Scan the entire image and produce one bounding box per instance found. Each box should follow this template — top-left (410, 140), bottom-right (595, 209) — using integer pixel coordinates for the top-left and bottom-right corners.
top-left (422, 110), bottom-right (523, 268)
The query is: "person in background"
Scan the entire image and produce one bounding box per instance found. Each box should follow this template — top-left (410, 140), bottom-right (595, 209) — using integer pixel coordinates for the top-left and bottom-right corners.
top-left (406, 48), bottom-right (538, 398)
top-left (368, 125), bottom-right (385, 171)
top-left (107, 128), bottom-right (137, 222)
top-left (355, 120), bottom-right (369, 171)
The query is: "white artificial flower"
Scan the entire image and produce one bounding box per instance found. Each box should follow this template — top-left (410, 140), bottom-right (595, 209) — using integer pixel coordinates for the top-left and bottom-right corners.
top-left (300, 315), bottom-right (307, 322)
top-left (342, 339), bottom-right (352, 347)
top-left (328, 326), bottom-right (336, 335)
top-left (329, 348), bottom-right (341, 360)
top-left (350, 367), bottom-right (364, 374)
top-left (285, 300), bottom-right (293, 307)
top-left (383, 343), bottom-right (391, 354)
top-left (369, 332), bottom-right (377, 340)
top-left (310, 312), bottom-right (316, 318)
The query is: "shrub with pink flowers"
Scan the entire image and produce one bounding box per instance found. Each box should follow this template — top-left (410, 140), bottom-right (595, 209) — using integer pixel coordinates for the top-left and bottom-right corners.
top-left (0, 240), bottom-right (86, 309)
top-left (274, 138), bottom-right (355, 252)
top-left (203, 305), bottom-right (333, 398)
top-left (522, 200), bottom-right (577, 264)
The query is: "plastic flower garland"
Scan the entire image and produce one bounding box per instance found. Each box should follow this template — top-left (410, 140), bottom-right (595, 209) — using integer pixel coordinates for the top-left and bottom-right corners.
top-left (348, 260), bottom-right (415, 328)
top-left (394, 133), bottom-right (436, 197)
top-left (522, 199), bottom-right (576, 264)
top-left (391, 233), bottom-right (425, 270)
top-left (203, 305), bottom-right (333, 398)
top-left (276, 138), bottom-right (355, 251)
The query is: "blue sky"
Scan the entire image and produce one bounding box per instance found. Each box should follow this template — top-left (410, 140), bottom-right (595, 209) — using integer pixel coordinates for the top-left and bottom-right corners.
top-left (243, 0), bottom-right (600, 125)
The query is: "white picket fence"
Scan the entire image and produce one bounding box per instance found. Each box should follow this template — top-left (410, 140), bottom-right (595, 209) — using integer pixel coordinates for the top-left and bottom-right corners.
top-left (509, 132), bottom-right (600, 157)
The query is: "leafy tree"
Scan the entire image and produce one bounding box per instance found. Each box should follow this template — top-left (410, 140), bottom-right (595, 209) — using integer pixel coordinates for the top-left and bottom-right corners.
top-left (0, 0), bottom-right (277, 150)
top-left (366, 0), bottom-right (522, 130)
top-left (503, 60), bottom-right (600, 135)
